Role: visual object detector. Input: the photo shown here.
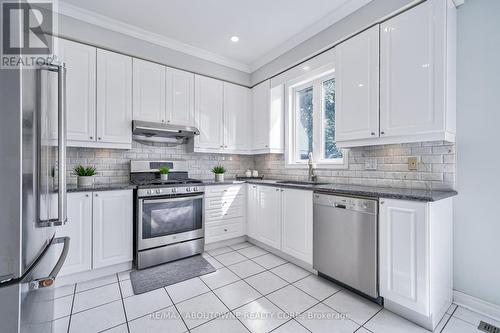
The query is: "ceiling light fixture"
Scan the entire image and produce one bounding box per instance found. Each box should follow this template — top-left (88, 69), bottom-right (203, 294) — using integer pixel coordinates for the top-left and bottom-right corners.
top-left (303, 66), bottom-right (310, 71)
top-left (230, 36), bottom-right (239, 42)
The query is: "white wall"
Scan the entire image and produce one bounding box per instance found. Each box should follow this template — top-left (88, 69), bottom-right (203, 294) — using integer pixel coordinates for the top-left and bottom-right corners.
top-left (57, 14), bottom-right (251, 86)
top-left (454, 0), bottom-right (500, 307)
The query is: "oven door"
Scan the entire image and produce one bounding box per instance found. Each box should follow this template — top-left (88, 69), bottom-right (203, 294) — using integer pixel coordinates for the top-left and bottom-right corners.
top-left (138, 194), bottom-right (204, 251)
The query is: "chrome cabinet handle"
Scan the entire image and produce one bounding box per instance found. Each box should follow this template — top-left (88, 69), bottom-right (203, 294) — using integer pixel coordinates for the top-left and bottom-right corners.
top-left (90, 136), bottom-right (93, 139)
top-left (381, 131), bottom-right (385, 135)
top-left (371, 132), bottom-right (375, 136)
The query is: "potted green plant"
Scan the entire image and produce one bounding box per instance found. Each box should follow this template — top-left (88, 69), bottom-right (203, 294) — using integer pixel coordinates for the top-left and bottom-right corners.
top-left (73, 165), bottom-right (97, 187)
top-left (159, 166), bottom-right (170, 181)
top-left (211, 165), bottom-right (226, 182)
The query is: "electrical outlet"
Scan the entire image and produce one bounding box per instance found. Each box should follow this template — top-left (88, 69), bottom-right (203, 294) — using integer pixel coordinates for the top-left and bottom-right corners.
top-left (365, 159), bottom-right (377, 170)
top-left (408, 156), bottom-right (418, 170)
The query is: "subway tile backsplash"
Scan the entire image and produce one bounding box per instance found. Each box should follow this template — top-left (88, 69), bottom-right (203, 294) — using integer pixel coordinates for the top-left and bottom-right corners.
top-left (67, 140), bottom-right (455, 190)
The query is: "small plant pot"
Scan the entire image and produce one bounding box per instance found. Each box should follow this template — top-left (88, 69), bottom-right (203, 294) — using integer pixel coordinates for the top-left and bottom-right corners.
top-left (215, 173), bottom-right (225, 182)
top-left (160, 174), bottom-right (169, 181)
top-left (77, 176), bottom-right (94, 187)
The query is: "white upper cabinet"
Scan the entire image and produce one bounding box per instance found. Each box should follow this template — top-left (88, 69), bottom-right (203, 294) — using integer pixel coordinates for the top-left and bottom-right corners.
top-left (58, 38), bottom-right (96, 144)
top-left (167, 67), bottom-right (195, 126)
top-left (132, 59), bottom-right (166, 123)
top-left (281, 188), bottom-right (313, 264)
top-left (251, 80), bottom-right (284, 153)
top-left (380, 0), bottom-right (456, 141)
top-left (92, 190), bottom-right (133, 269)
top-left (96, 49), bottom-right (133, 146)
top-left (194, 75), bottom-right (224, 150)
top-left (336, 25), bottom-right (379, 143)
top-left (223, 82), bottom-right (250, 152)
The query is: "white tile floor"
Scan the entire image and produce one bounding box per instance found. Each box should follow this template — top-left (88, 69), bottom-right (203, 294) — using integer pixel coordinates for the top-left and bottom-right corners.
top-left (50, 241), bottom-right (497, 333)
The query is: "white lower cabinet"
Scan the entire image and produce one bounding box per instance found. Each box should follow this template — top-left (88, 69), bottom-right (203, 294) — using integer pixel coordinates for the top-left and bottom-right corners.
top-left (204, 185), bottom-right (245, 244)
top-left (59, 190), bottom-right (133, 276)
top-left (379, 198), bottom-right (453, 330)
top-left (58, 192), bottom-right (93, 276)
top-left (281, 188), bottom-right (313, 264)
top-left (246, 184), bottom-right (313, 264)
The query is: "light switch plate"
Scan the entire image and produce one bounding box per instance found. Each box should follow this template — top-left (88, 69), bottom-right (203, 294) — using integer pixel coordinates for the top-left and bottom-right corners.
top-left (408, 157), bottom-right (418, 170)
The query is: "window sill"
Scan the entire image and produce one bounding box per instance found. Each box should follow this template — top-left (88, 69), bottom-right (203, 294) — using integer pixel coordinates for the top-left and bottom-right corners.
top-left (285, 161), bottom-right (349, 170)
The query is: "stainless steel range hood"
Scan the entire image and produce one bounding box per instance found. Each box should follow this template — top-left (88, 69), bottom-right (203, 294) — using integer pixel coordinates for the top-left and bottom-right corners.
top-left (132, 120), bottom-right (200, 144)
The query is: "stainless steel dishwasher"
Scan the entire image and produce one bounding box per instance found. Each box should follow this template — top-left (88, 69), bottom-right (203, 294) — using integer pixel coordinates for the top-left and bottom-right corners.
top-left (313, 192), bottom-right (380, 302)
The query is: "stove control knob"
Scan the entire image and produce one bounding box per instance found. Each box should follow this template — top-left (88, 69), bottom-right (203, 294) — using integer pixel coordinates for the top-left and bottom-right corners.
top-left (156, 189), bottom-right (161, 194)
top-left (186, 187), bottom-right (191, 192)
top-left (193, 187), bottom-right (198, 192)
top-left (147, 190), bottom-right (152, 195)
top-left (171, 188), bottom-right (177, 193)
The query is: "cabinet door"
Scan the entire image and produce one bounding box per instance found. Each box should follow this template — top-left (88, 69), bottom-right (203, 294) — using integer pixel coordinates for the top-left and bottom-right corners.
top-left (281, 189), bottom-right (313, 264)
top-left (379, 198), bottom-right (429, 316)
top-left (132, 59), bottom-right (166, 123)
top-left (194, 75), bottom-right (224, 149)
top-left (256, 186), bottom-right (281, 249)
top-left (96, 49), bottom-right (132, 144)
top-left (167, 67), bottom-right (195, 126)
top-left (58, 38), bottom-right (96, 143)
top-left (223, 82), bottom-right (250, 151)
top-left (336, 25), bottom-right (379, 142)
top-left (246, 184), bottom-right (258, 239)
top-left (380, 0), bottom-right (446, 137)
top-left (92, 190), bottom-right (133, 269)
top-left (251, 80), bottom-right (270, 150)
top-left (58, 192), bottom-right (92, 276)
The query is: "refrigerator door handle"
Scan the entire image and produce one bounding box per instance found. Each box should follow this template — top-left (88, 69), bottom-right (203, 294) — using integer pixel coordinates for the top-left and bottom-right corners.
top-left (37, 63), bottom-right (68, 227)
top-left (28, 236), bottom-right (70, 290)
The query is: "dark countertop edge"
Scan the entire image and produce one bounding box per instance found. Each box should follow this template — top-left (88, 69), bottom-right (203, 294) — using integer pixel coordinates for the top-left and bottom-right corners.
top-left (214, 179), bottom-right (458, 202)
top-left (67, 183), bottom-right (136, 193)
top-left (65, 179), bottom-right (458, 202)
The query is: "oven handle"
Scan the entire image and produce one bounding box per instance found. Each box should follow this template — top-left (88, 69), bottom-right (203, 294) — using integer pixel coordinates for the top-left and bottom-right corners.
top-left (141, 194), bottom-right (204, 204)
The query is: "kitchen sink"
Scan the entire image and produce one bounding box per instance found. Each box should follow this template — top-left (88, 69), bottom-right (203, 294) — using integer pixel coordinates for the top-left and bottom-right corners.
top-left (276, 180), bottom-right (328, 186)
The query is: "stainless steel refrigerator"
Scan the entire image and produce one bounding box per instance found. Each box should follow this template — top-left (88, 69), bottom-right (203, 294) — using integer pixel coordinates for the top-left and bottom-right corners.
top-left (0, 62), bottom-right (70, 332)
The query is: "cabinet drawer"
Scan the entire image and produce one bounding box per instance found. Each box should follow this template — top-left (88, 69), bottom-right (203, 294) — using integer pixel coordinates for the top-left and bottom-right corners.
top-left (205, 218), bottom-right (244, 244)
top-left (205, 195), bottom-right (244, 210)
top-left (205, 204), bottom-right (244, 223)
top-left (205, 185), bottom-right (243, 197)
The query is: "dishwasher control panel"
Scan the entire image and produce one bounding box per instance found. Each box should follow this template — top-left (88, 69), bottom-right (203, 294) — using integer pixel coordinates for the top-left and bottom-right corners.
top-left (313, 193), bottom-right (378, 214)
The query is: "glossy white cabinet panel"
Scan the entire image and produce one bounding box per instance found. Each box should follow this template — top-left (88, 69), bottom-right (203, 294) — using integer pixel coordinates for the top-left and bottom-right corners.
top-left (96, 50), bottom-right (133, 145)
top-left (132, 59), bottom-right (166, 123)
top-left (92, 190), bottom-right (133, 269)
top-left (246, 185), bottom-right (258, 239)
top-left (58, 192), bottom-right (92, 276)
top-left (380, 0), bottom-right (447, 138)
top-left (251, 81), bottom-right (284, 153)
top-left (223, 82), bottom-right (250, 152)
top-left (194, 75), bottom-right (224, 150)
top-left (58, 38), bottom-right (96, 143)
top-left (379, 199), bottom-right (429, 316)
top-left (255, 186), bottom-right (282, 249)
top-left (167, 67), bottom-right (195, 127)
top-left (336, 25), bottom-right (379, 142)
top-left (281, 189), bottom-right (313, 264)
top-left (379, 197), bottom-right (453, 330)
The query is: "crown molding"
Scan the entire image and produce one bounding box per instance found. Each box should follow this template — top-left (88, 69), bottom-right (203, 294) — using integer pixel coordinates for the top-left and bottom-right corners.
top-left (249, 0), bottom-right (373, 72)
top-left (452, 0), bottom-right (465, 7)
top-left (56, 2), bottom-right (252, 73)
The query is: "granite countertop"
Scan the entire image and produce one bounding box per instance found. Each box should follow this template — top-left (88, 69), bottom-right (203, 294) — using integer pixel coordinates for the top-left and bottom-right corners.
top-left (66, 179), bottom-right (457, 201)
top-left (216, 179), bottom-right (457, 202)
top-left (67, 182), bottom-right (136, 193)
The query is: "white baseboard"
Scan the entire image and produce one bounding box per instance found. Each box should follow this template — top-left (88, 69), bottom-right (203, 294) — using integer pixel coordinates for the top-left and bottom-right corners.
top-left (453, 290), bottom-right (500, 322)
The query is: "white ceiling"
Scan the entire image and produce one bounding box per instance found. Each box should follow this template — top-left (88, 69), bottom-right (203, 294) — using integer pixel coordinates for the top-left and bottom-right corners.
top-left (58, 0), bottom-right (372, 72)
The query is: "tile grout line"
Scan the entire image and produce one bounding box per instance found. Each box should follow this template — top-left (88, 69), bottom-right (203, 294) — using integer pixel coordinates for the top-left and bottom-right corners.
top-left (66, 283), bottom-right (76, 333)
top-left (116, 273), bottom-right (131, 333)
top-left (163, 287), bottom-right (192, 333)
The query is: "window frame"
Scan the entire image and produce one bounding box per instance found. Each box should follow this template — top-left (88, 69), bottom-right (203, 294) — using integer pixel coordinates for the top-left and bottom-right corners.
top-left (285, 67), bottom-right (348, 169)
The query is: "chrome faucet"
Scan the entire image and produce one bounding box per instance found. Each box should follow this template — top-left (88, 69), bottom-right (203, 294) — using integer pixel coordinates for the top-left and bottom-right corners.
top-left (308, 152), bottom-right (317, 182)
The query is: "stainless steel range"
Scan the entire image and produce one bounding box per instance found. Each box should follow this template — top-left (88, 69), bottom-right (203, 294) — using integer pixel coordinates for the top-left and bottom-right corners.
top-left (131, 161), bottom-right (205, 269)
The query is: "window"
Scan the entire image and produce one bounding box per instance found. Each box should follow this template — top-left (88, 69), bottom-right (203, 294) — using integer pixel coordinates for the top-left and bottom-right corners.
top-left (287, 71), bottom-right (346, 167)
